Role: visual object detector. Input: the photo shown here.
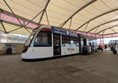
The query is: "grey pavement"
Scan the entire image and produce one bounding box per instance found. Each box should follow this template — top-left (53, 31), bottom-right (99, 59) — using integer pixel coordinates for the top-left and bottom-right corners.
top-left (0, 51), bottom-right (118, 83)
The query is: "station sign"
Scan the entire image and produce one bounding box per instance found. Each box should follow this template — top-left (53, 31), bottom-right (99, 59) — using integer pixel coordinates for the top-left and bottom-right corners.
top-left (51, 26), bottom-right (78, 37)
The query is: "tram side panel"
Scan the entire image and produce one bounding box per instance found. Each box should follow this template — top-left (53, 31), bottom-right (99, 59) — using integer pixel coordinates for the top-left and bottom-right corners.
top-left (61, 35), bottom-right (79, 55)
top-left (52, 26), bottom-right (79, 56)
top-left (31, 29), bottom-right (53, 59)
top-left (61, 35), bottom-right (71, 55)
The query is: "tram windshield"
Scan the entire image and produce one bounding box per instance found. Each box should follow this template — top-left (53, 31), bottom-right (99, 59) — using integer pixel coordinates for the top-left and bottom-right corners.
top-left (25, 29), bottom-right (38, 46)
top-left (33, 30), bottom-right (52, 46)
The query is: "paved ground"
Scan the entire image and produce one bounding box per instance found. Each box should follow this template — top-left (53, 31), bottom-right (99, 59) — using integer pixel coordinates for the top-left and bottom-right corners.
top-left (0, 50), bottom-right (118, 83)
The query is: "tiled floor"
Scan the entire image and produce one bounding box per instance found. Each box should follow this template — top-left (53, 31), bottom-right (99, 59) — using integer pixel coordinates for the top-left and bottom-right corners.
top-left (0, 50), bottom-right (118, 83)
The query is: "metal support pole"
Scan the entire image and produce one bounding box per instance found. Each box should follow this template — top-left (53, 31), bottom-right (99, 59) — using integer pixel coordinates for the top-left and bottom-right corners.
top-left (84, 22), bottom-right (89, 32)
top-left (3, 0), bottom-right (31, 33)
top-left (100, 37), bottom-right (101, 45)
top-left (76, 8), bottom-right (118, 31)
top-left (58, 0), bottom-right (96, 28)
top-left (0, 20), bottom-right (7, 33)
top-left (8, 27), bottom-right (23, 33)
top-left (69, 18), bottom-right (72, 30)
top-left (94, 27), bottom-right (99, 33)
top-left (0, 9), bottom-right (7, 33)
top-left (102, 30), bottom-right (105, 46)
top-left (24, 10), bottom-right (43, 27)
top-left (39, 0), bottom-right (50, 24)
top-left (0, 30), bottom-right (4, 33)
top-left (3, 0), bottom-right (23, 26)
top-left (45, 10), bottom-right (50, 25)
top-left (88, 19), bottom-right (118, 32)
top-left (97, 24), bottom-right (118, 34)
top-left (102, 30), bottom-right (105, 35)
top-left (0, 9), bottom-right (2, 20)
top-left (112, 34), bottom-right (113, 37)
top-left (69, 18), bottom-right (73, 45)
top-left (110, 28), bottom-right (115, 33)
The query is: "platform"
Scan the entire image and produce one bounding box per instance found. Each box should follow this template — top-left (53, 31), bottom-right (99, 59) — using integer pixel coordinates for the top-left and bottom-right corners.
top-left (0, 51), bottom-right (118, 83)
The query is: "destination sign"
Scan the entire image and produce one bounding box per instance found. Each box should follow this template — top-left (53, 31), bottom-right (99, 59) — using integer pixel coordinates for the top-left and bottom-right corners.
top-left (51, 26), bottom-right (78, 37)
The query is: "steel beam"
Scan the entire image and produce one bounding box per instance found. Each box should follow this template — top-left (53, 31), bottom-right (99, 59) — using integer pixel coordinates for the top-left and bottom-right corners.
top-left (45, 10), bottom-right (50, 25)
top-left (0, 9), bottom-right (1, 21)
top-left (58, 0), bottom-right (96, 28)
top-left (8, 27), bottom-right (23, 33)
top-left (3, 0), bottom-right (31, 33)
top-left (24, 10), bottom-right (43, 27)
top-left (0, 20), bottom-right (7, 33)
top-left (0, 30), bottom-right (4, 33)
top-left (39, 0), bottom-right (50, 24)
top-left (76, 8), bottom-right (118, 31)
top-left (97, 24), bottom-right (118, 34)
top-left (69, 18), bottom-right (72, 30)
top-left (94, 27), bottom-right (99, 33)
top-left (3, 0), bottom-right (23, 26)
top-left (0, 9), bottom-right (3, 13)
top-left (110, 28), bottom-right (115, 33)
top-left (0, 9), bottom-right (38, 30)
top-left (102, 30), bottom-right (105, 35)
top-left (84, 22), bottom-right (89, 32)
top-left (0, 9), bottom-right (6, 33)
top-left (88, 19), bottom-right (118, 32)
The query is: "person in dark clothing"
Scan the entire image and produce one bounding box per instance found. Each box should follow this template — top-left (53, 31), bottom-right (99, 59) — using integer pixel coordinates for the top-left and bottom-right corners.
top-left (97, 44), bottom-right (103, 52)
top-left (104, 44), bottom-right (107, 50)
top-left (111, 44), bottom-right (117, 54)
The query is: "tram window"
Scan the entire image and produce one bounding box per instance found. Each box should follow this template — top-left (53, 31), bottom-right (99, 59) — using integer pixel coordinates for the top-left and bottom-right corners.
top-left (75, 38), bottom-right (79, 46)
top-left (34, 32), bottom-right (51, 47)
top-left (62, 36), bottom-right (79, 47)
top-left (25, 29), bottom-right (37, 46)
top-left (62, 36), bottom-right (70, 47)
top-left (70, 37), bottom-right (79, 47)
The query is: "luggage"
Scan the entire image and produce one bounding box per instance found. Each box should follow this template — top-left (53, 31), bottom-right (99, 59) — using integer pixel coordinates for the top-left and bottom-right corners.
top-left (82, 46), bottom-right (88, 55)
top-left (113, 50), bottom-right (117, 54)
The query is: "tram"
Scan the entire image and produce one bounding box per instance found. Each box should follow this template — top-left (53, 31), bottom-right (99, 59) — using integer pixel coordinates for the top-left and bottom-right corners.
top-left (22, 26), bottom-right (80, 60)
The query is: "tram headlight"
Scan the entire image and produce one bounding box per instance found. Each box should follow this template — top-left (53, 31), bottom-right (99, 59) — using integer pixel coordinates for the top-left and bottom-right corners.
top-left (22, 46), bottom-right (29, 53)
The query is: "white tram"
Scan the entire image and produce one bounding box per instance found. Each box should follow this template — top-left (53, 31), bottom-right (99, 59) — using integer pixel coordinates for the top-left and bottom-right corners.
top-left (22, 26), bottom-right (80, 60)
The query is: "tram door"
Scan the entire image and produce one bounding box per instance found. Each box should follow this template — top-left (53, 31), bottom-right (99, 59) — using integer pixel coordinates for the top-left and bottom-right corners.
top-left (83, 39), bottom-right (87, 46)
top-left (53, 34), bottom-right (61, 55)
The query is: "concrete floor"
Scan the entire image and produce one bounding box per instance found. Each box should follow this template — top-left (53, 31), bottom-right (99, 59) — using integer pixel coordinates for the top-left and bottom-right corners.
top-left (0, 51), bottom-right (118, 83)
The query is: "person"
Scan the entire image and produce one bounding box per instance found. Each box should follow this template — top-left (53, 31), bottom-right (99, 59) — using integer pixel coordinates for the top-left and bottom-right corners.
top-left (116, 44), bottom-right (118, 54)
top-left (110, 44), bottom-right (114, 51)
top-left (104, 44), bottom-right (107, 50)
top-left (112, 44), bottom-right (117, 54)
top-left (82, 46), bottom-right (88, 55)
top-left (97, 44), bottom-right (103, 52)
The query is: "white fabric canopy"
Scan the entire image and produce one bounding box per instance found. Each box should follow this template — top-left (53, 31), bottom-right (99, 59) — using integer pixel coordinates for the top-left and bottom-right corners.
top-left (1, 0), bottom-right (118, 35)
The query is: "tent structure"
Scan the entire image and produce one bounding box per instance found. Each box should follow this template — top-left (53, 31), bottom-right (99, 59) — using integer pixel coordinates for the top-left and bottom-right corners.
top-left (1, 0), bottom-right (118, 36)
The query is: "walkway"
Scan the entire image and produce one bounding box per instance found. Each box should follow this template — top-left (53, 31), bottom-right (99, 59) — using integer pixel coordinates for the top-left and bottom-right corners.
top-left (0, 51), bottom-right (118, 83)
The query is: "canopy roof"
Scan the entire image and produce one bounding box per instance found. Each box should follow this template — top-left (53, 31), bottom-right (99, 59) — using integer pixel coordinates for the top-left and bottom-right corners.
top-left (1, 0), bottom-right (118, 35)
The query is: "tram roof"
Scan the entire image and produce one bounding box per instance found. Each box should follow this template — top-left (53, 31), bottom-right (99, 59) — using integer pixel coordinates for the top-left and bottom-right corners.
top-left (1, 0), bottom-right (118, 36)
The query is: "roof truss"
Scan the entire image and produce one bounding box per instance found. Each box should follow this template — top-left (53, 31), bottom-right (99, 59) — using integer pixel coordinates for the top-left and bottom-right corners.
top-left (58, 0), bottom-right (96, 28)
top-left (88, 19), bottom-right (118, 32)
top-left (75, 8), bottom-right (118, 31)
top-left (97, 24), bottom-right (118, 34)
